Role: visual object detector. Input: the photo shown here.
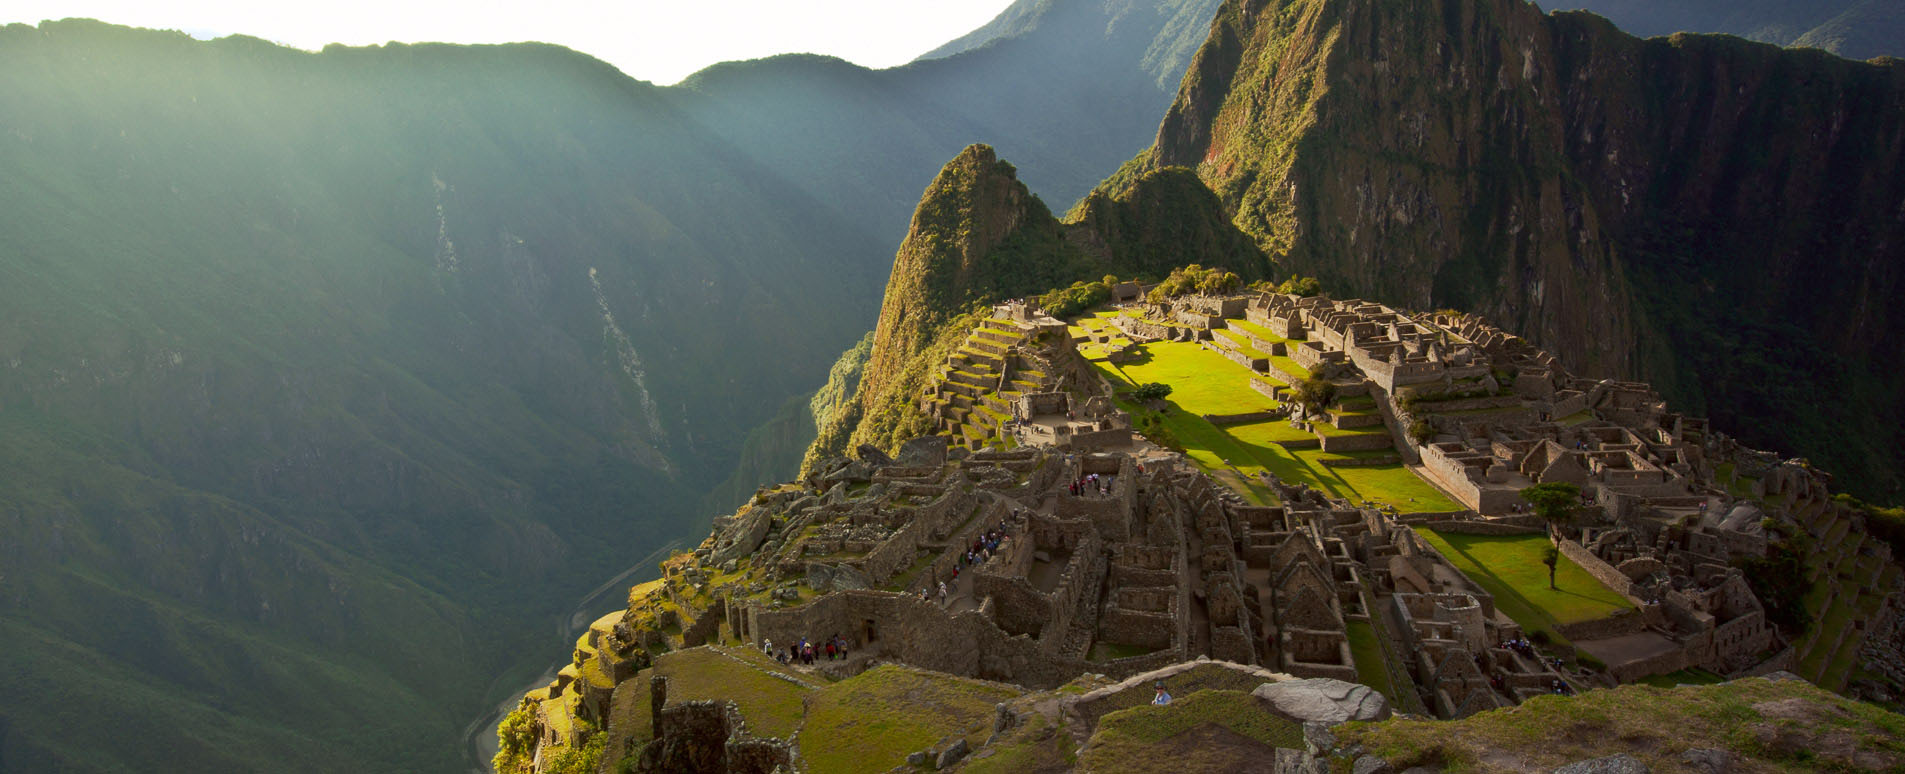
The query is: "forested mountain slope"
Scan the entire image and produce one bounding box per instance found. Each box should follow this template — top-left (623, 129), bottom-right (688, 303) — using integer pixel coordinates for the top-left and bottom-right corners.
top-left (0, 3), bottom-right (1213, 768)
top-left (1128, 0), bottom-right (1905, 500)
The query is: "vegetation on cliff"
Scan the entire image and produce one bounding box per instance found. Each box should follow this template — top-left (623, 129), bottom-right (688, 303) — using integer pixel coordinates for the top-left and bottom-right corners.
top-left (805, 146), bottom-right (1276, 467)
top-left (1120, 0), bottom-right (1905, 502)
top-left (0, 5), bottom-right (1225, 768)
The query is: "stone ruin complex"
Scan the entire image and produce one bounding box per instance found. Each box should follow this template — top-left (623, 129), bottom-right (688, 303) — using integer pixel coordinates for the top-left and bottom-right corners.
top-left (513, 289), bottom-right (1905, 770)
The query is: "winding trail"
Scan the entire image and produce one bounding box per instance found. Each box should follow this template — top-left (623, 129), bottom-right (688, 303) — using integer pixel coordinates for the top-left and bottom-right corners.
top-left (459, 540), bottom-right (682, 773)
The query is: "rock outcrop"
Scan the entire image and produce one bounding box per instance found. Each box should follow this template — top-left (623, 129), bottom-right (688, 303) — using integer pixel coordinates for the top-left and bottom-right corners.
top-left (1252, 678), bottom-right (1393, 724)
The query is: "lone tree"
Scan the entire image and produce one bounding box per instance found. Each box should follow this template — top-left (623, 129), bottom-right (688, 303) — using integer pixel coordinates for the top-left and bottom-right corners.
top-left (1522, 482), bottom-right (1583, 538)
top-left (1291, 375), bottom-right (1336, 416)
top-left (1542, 545), bottom-right (1561, 590)
top-left (1132, 382), bottom-right (1173, 403)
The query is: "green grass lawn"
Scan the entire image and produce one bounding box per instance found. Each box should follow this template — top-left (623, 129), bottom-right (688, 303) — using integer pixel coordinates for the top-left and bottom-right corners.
top-left (1095, 340), bottom-right (1279, 415)
top-left (655, 647), bottom-right (812, 738)
top-left (800, 665), bottom-right (1020, 773)
top-left (1089, 341), bottom-right (1460, 512)
top-left (1078, 690), bottom-right (1304, 774)
top-left (1413, 529), bottom-right (1634, 645)
top-left (1347, 620), bottom-right (1400, 702)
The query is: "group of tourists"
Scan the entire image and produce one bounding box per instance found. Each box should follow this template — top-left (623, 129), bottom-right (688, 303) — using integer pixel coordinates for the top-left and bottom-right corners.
top-left (763, 635), bottom-right (849, 666)
top-left (961, 528), bottom-right (1008, 568)
top-left (1503, 637), bottom-right (1539, 658)
top-left (1070, 472), bottom-right (1114, 497)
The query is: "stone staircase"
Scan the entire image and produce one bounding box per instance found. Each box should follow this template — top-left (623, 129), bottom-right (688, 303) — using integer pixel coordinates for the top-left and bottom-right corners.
top-left (921, 318), bottom-right (1061, 450)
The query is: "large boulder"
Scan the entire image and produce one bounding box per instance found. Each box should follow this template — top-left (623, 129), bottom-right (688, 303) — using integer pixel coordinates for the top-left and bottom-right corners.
top-left (897, 435), bottom-right (949, 468)
top-left (1251, 679), bottom-right (1391, 724)
top-left (855, 443), bottom-right (894, 466)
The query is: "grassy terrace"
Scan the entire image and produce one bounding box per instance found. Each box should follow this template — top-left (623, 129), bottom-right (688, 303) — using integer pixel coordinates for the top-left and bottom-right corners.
top-left (1077, 690), bottom-right (1304, 774)
top-left (800, 665), bottom-right (1019, 773)
top-left (1336, 676), bottom-right (1905, 773)
top-left (1412, 529), bottom-right (1634, 646)
top-left (1347, 620), bottom-right (1400, 702)
top-left (1091, 337), bottom-right (1461, 512)
top-left (1223, 317), bottom-right (1301, 346)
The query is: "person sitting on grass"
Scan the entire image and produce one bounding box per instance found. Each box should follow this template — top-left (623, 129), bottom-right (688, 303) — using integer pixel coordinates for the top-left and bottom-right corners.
top-left (1152, 683), bottom-right (1172, 706)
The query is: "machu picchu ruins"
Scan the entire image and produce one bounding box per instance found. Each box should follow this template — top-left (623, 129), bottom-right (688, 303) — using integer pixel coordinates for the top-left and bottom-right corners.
top-left (506, 279), bottom-right (1905, 773)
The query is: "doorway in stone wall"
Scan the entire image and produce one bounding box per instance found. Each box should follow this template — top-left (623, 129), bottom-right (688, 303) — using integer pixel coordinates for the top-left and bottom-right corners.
top-left (863, 619), bottom-right (877, 644)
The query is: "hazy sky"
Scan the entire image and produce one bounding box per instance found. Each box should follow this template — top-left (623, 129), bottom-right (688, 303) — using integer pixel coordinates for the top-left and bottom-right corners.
top-left (4, 0), bottom-right (1020, 85)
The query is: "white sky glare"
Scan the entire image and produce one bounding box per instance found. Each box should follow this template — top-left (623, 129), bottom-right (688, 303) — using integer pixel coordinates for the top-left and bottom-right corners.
top-left (3, 1), bottom-right (1019, 85)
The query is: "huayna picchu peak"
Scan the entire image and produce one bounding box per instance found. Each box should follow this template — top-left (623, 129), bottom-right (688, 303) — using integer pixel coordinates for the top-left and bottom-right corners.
top-left (4, 0), bottom-right (1905, 771)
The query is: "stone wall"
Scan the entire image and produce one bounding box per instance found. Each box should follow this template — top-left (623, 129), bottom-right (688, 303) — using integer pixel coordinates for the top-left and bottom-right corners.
top-left (1100, 608), bottom-right (1174, 649)
top-left (743, 591), bottom-right (1162, 689)
top-left (682, 598), bottom-right (728, 647)
top-left (1069, 428), bottom-right (1135, 452)
top-left (632, 678), bottom-right (797, 774)
top-left (1558, 539), bottom-right (1642, 600)
top-left (1553, 607), bottom-right (1645, 642)
top-left (975, 572), bottom-right (1054, 638)
top-left (1428, 520), bottom-right (1544, 536)
top-left (1206, 410), bottom-right (1285, 425)
top-left (1317, 430), bottom-right (1395, 453)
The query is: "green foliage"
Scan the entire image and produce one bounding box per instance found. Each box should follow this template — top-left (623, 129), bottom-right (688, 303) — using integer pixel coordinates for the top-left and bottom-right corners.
top-left (1038, 280), bottom-right (1113, 319)
top-left (540, 729), bottom-right (605, 774)
top-left (1542, 545), bottom-right (1561, 590)
top-left (1132, 382), bottom-right (1175, 402)
top-left (1408, 418), bottom-right (1435, 445)
top-left (1276, 275), bottom-right (1322, 296)
top-left (1149, 264), bottom-right (1242, 299)
top-left (1835, 493), bottom-right (1905, 562)
top-left (1735, 539), bottom-right (1810, 632)
top-left (1522, 483), bottom-right (1584, 528)
top-left (494, 708), bottom-right (537, 774)
top-left (1291, 375), bottom-right (1337, 413)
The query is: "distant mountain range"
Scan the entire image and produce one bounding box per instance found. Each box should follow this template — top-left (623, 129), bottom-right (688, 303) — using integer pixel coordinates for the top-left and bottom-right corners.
top-left (1554, 0), bottom-right (1905, 60)
top-left (0, 3), bottom-right (1218, 770)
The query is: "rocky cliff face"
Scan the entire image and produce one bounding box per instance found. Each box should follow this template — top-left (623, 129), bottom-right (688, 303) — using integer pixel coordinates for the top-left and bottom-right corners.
top-left (1142, 0), bottom-right (1905, 498)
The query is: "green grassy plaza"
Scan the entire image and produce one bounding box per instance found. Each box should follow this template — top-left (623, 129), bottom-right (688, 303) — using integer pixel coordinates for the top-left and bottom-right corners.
top-left (1412, 529), bottom-right (1635, 646)
top-left (1087, 337), bottom-right (1461, 512)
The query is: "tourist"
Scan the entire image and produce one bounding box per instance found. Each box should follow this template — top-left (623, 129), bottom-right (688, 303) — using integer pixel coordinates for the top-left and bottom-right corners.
top-left (938, 581), bottom-right (948, 604)
top-left (1152, 683), bottom-right (1172, 706)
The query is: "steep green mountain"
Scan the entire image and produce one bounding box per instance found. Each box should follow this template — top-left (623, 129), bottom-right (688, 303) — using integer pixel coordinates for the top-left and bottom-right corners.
top-left (0, 20), bottom-right (883, 771)
top-left (1116, 0), bottom-right (1905, 502)
top-left (1553, 0), bottom-right (1905, 61)
top-left (805, 144), bottom-right (1271, 465)
top-left (0, 1), bottom-right (1230, 767)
